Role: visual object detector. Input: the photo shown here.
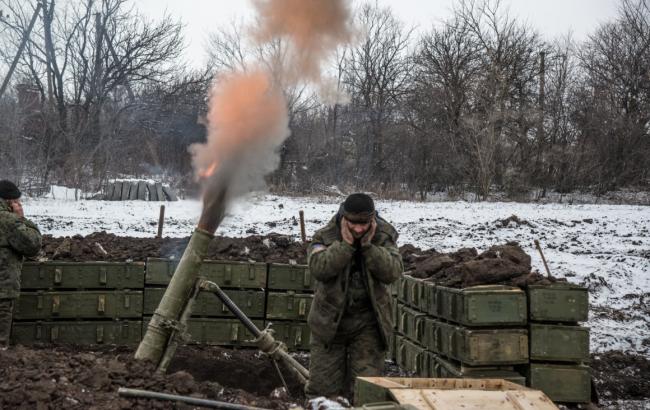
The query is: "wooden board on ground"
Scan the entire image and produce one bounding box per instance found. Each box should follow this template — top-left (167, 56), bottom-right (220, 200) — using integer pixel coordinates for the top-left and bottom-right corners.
top-left (355, 377), bottom-right (558, 409)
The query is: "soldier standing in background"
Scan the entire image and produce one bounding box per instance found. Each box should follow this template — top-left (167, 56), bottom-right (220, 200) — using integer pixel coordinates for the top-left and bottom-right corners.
top-left (0, 180), bottom-right (42, 349)
top-left (305, 193), bottom-right (403, 400)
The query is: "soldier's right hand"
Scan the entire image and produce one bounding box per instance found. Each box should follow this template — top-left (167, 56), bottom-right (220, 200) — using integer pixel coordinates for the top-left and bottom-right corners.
top-left (9, 199), bottom-right (24, 218)
top-left (340, 217), bottom-right (355, 245)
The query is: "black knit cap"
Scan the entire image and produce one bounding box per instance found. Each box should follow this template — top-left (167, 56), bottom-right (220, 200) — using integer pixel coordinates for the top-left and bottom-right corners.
top-left (0, 180), bottom-right (21, 200)
top-left (342, 193), bottom-right (375, 223)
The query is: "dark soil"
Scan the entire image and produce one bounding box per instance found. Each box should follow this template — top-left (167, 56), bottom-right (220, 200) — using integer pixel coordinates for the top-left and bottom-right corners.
top-left (400, 241), bottom-right (562, 288)
top-left (590, 351), bottom-right (650, 403)
top-left (0, 344), bottom-right (304, 410)
top-left (39, 231), bottom-right (308, 264)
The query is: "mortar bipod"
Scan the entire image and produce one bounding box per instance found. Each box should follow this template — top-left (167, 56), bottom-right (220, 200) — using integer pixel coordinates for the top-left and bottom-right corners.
top-left (199, 279), bottom-right (310, 386)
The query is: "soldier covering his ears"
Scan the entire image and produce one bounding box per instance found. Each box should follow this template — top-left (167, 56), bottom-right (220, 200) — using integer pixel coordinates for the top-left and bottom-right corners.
top-left (0, 180), bottom-right (42, 349)
top-left (305, 193), bottom-right (403, 399)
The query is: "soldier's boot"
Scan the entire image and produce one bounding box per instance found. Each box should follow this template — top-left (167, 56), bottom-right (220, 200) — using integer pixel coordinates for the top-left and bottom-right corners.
top-left (0, 299), bottom-right (15, 349)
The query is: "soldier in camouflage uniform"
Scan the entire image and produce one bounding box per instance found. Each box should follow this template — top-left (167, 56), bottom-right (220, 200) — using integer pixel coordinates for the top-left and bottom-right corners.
top-left (0, 180), bottom-right (42, 349)
top-left (306, 193), bottom-right (403, 399)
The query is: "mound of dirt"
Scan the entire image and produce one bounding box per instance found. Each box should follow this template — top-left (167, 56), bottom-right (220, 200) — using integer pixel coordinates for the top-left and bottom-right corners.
top-left (401, 242), bottom-right (558, 288)
top-left (0, 344), bottom-right (304, 410)
top-left (39, 232), bottom-right (308, 264)
top-left (591, 351), bottom-right (650, 402)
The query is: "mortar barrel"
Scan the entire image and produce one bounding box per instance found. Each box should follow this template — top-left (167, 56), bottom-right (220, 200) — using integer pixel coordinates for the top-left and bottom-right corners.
top-left (135, 228), bottom-right (214, 364)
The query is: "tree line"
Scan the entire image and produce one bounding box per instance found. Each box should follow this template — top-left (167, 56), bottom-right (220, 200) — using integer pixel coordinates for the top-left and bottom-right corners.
top-left (0, 0), bottom-right (648, 200)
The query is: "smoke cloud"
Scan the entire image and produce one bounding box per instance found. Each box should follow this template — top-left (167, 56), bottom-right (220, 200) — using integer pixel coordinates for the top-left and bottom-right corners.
top-left (191, 0), bottom-right (353, 233)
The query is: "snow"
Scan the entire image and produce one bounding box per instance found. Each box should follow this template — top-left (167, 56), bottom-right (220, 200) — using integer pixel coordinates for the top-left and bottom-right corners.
top-left (20, 192), bottom-right (650, 356)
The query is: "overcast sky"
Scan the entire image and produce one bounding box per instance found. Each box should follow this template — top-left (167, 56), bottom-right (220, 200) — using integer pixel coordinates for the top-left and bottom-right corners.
top-left (134, 0), bottom-right (620, 68)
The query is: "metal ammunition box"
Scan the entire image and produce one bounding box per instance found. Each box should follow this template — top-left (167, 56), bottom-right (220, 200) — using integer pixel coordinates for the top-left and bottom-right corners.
top-left (529, 324), bottom-right (590, 362)
top-left (431, 354), bottom-right (526, 385)
top-left (14, 290), bottom-right (143, 319)
top-left (403, 275), bottom-right (421, 309)
top-left (528, 363), bottom-right (591, 403)
top-left (528, 284), bottom-right (588, 323)
top-left (267, 263), bottom-right (312, 291)
top-left (435, 285), bottom-right (527, 326)
top-left (265, 292), bottom-right (312, 320)
top-left (397, 337), bottom-right (428, 376)
top-left (397, 276), bottom-right (408, 304)
top-left (433, 319), bottom-right (528, 366)
top-left (425, 282), bottom-right (437, 317)
top-left (399, 305), bottom-right (427, 341)
top-left (142, 317), bottom-right (263, 347)
top-left (12, 320), bottom-right (142, 345)
top-left (145, 258), bottom-right (267, 289)
top-left (21, 261), bottom-right (145, 290)
top-left (269, 320), bottom-right (311, 351)
top-left (143, 288), bottom-right (265, 318)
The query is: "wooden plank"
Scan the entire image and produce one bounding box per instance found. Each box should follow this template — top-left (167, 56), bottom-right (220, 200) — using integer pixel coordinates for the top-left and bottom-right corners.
top-left (389, 389), bottom-right (559, 410)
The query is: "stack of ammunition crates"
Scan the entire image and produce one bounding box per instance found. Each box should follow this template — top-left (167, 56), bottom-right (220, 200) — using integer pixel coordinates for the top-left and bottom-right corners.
top-left (392, 274), bottom-right (591, 404)
top-left (12, 259), bottom-right (313, 351)
top-left (265, 263), bottom-right (313, 351)
top-left (524, 283), bottom-right (591, 403)
top-left (12, 262), bottom-right (145, 344)
top-left (144, 258), bottom-right (266, 347)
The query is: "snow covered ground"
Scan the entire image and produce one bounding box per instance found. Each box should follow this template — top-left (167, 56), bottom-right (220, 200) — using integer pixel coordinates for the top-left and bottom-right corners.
top-left (21, 190), bottom-right (650, 356)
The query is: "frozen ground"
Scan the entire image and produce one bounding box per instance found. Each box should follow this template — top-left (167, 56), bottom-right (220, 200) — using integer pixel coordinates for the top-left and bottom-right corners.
top-left (22, 190), bottom-right (650, 356)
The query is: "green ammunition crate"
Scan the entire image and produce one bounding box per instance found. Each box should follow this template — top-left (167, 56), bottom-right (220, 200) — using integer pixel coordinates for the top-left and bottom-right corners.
top-left (425, 282), bottom-right (437, 317)
top-left (145, 258), bottom-right (267, 289)
top-left (417, 281), bottom-right (433, 314)
top-left (399, 305), bottom-right (427, 342)
top-left (265, 292), bottom-right (312, 320)
top-left (433, 319), bottom-right (528, 366)
top-left (528, 284), bottom-right (589, 323)
top-left (386, 332), bottom-right (396, 361)
top-left (142, 317), bottom-right (263, 346)
top-left (143, 288), bottom-right (265, 318)
top-left (529, 324), bottom-right (590, 362)
top-left (21, 261), bottom-right (145, 289)
top-left (12, 320), bottom-right (142, 345)
top-left (422, 316), bottom-right (440, 353)
top-left (397, 337), bottom-right (427, 376)
top-left (403, 275), bottom-right (421, 309)
top-left (269, 321), bottom-right (311, 351)
top-left (397, 276), bottom-right (408, 304)
top-left (528, 363), bottom-right (591, 403)
top-left (267, 263), bottom-right (312, 291)
top-left (436, 285), bottom-right (527, 326)
top-left (431, 355), bottom-right (526, 385)
top-left (15, 290), bottom-right (143, 319)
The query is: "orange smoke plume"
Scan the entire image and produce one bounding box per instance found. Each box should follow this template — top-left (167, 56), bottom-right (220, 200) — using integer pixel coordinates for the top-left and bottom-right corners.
top-left (251, 0), bottom-right (354, 82)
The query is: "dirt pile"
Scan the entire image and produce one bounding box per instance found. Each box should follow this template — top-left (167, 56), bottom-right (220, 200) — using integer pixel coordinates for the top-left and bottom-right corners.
top-left (0, 344), bottom-right (304, 409)
top-left (39, 232), bottom-right (308, 264)
top-left (591, 351), bottom-right (650, 403)
top-left (400, 242), bottom-right (559, 288)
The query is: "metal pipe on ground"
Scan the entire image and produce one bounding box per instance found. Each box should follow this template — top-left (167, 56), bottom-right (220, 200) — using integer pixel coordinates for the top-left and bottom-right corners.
top-left (117, 387), bottom-right (268, 410)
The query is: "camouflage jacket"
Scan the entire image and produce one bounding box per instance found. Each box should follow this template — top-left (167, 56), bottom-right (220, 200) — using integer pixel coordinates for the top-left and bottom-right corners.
top-left (307, 213), bottom-right (403, 347)
top-left (0, 199), bottom-right (42, 298)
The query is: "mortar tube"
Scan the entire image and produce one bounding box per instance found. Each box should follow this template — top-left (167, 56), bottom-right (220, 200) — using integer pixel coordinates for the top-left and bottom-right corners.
top-left (135, 228), bottom-right (214, 364)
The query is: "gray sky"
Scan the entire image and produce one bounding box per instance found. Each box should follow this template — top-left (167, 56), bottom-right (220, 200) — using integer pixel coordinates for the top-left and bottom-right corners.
top-left (133, 0), bottom-right (620, 68)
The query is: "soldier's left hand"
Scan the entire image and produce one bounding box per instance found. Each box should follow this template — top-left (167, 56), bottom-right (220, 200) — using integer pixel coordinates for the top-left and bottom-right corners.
top-left (360, 218), bottom-right (377, 248)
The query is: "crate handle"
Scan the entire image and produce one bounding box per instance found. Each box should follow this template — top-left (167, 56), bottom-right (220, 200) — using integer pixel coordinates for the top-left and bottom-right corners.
top-left (469, 336), bottom-right (479, 360)
top-left (303, 269), bottom-right (311, 287)
top-left (230, 323), bottom-right (239, 341)
top-left (298, 299), bottom-right (307, 317)
top-left (224, 265), bottom-right (232, 285)
top-left (124, 294), bottom-right (130, 309)
top-left (99, 267), bottom-right (107, 285)
top-left (37, 294), bottom-right (44, 310)
top-left (248, 265), bottom-right (256, 280)
top-left (54, 268), bottom-right (62, 285)
top-left (294, 328), bottom-right (302, 346)
top-left (96, 326), bottom-right (104, 343)
top-left (51, 326), bottom-right (59, 341)
top-left (97, 295), bottom-right (106, 313)
top-left (122, 323), bottom-right (130, 339)
top-left (52, 295), bottom-right (60, 314)
top-left (36, 324), bottom-right (42, 340)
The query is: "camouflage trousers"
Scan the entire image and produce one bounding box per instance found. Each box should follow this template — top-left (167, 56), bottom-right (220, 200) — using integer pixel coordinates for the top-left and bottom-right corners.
top-left (305, 322), bottom-right (385, 400)
top-left (0, 298), bottom-right (14, 346)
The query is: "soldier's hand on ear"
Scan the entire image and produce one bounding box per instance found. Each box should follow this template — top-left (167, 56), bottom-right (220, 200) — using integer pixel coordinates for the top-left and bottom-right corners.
top-left (9, 200), bottom-right (24, 218)
top-left (340, 217), bottom-right (355, 245)
top-left (360, 218), bottom-right (377, 248)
